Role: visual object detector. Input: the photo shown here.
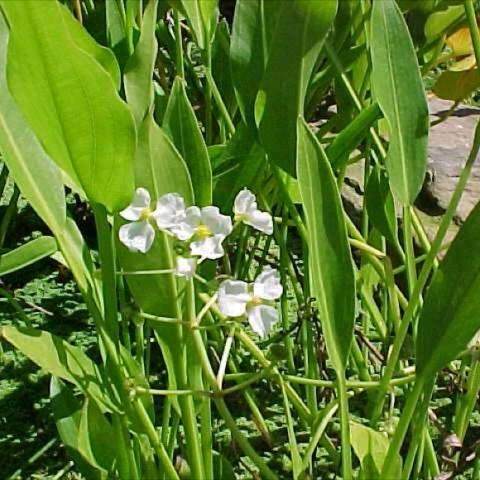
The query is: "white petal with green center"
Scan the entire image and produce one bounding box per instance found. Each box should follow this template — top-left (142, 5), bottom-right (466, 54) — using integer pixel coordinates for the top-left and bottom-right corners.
top-left (120, 187), bottom-right (151, 221)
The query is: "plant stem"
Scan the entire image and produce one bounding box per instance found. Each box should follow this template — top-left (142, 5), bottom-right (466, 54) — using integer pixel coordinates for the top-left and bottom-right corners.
top-left (337, 374), bottom-right (353, 480)
top-left (92, 204), bottom-right (119, 344)
top-left (371, 124), bottom-right (480, 424)
top-left (465, 0), bottom-right (480, 67)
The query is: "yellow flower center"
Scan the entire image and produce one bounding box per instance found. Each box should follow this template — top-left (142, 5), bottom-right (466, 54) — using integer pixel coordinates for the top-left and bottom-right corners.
top-left (139, 207), bottom-right (152, 221)
top-left (234, 213), bottom-right (247, 223)
top-left (247, 296), bottom-right (263, 308)
top-left (195, 224), bottom-right (212, 238)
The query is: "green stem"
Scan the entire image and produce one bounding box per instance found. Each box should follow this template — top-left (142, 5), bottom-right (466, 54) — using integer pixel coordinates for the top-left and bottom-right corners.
top-left (0, 185), bottom-right (20, 248)
top-left (381, 379), bottom-right (425, 478)
top-left (133, 398), bottom-right (180, 480)
top-left (465, 0), bottom-right (480, 67)
top-left (371, 124), bottom-right (480, 424)
top-left (92, 204), bottom-right (119, 343)
top-left (337, 374), bottom-right (353, 480)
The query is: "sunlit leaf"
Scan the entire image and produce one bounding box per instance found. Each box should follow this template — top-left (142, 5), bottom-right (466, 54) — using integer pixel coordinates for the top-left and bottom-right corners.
top-left (371, 0), bottom-right (429, 205)
top-left (417, 200), bottom-right (480, 376)
top-left (0, 237), bottom-right (57, 276)
top-left (1, 0), bottom-right (136, 212)
top-left (297, 118), bottom-right (355, 371)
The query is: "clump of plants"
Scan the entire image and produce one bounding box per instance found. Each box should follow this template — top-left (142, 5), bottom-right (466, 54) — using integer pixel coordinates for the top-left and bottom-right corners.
top-left (1, 0), bottom-right (480, 479)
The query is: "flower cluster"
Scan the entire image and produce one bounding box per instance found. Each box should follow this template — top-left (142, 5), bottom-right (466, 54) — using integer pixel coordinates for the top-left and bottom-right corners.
top-left (119, 187), bottom-right (281, 337)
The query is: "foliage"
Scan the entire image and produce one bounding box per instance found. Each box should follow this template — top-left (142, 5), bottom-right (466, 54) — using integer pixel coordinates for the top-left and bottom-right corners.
top-left (0, 0), bottom-right (480, 479)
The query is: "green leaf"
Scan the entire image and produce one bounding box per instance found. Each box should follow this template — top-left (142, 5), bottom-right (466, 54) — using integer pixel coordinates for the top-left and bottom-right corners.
top-left (417, 201), bottom-right (480, 376)
top-left (230, 0), bottom-right (273, 127)
top-left (78, 399), bottom-right (116, 474)
top-left (124, 0), bottom-right (158, 125)
top-left (365, 166), bottom-right (398, 246)
top-left (50, 378), bottom-right (104, 480)
top-left (1, 325), bottom-right (116, 413)
top-left (433, 68), bottom-right (480, 102)
top-left (169, 0), bottom-right (217, 50)
top-left (58, 4), bottom-right (121, 89)
top-left (0, 236), bottom-right (57, 276)
top-left (0, 12), bottom-right (101, 312)
top-left (0, 11), bottom-right (66, 234)
top-left (163, 77), bottom-right (212, 205)
top-left (351, 422), bottom-right (402, 479)
top-left (1, 0), bottom-right (135, 212)
top-left (257, 0), bottom-right (337, 175)
top-left (370, 0), bottom-right (429, 205)
top-left (297, 118), bottom-right (356, 371)
top-left (424, 5), bottom-right (464, 43)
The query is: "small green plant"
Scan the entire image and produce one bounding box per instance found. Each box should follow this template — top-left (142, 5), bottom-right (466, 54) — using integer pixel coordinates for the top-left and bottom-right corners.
top-left (1, 0), bottom-right (480, 479)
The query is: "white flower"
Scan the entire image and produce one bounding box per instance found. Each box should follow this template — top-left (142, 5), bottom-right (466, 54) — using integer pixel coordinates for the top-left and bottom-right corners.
top-left (234, 189), bottom-right (273, 235)
top-left (119, 188), bottom-right (157, 253)
top-left (171, 206), bottom-right (232, 260)
top-left (175, 257), bottom-right (196, 279)
top-left (152, 193), bottom-right (187, 232)
top-left (217, 267), bottom-right (283, 338)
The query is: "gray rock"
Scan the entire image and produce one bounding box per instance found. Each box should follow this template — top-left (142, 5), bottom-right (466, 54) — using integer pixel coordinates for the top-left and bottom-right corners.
top-left (342, 96), bottom-right (480, 242)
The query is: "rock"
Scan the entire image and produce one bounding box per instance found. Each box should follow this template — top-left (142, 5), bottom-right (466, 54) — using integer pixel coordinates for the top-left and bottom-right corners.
top-left (342, 96), bottom-right (480, 243)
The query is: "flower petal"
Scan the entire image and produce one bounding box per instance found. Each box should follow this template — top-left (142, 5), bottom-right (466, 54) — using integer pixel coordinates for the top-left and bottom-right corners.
top-left (175, 257), bottom-right (196, 279)
top-left (152, 193), bottom-right (186, 229)
top-left (119, 221), bottom-right (155, 253)
top-left (120, 187), bottom-right (151, 221)
top-left (190, 235), bottom-right (225, 260)
top-left (246, 210), bottom-right (273, 235)
top-left (253, 266), bottom-right (283, 300)
top-left (218, 280), bottom-right (249, 317)
top-left (201, 206), bottom-right (233, 236)
top-left (234, 188), bottom-right (257, 215)
top-left (248, 305), bottom-right (278, 338)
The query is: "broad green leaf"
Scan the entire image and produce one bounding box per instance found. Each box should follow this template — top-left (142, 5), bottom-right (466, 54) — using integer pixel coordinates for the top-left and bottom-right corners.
top-left (163, 77), bottom-right (212, 205)
top-left (417, 201), bottom-right (480, 376)
top-left (371, 0), bottom-right (429, 205)
top-left (0, 13), bottom-right (101, 311)
top-left (424, 5), bottom-right (464, 43)
top-left (124, 0), bottom-right (158, 125)
top-left (351, 422), bottom-right (401, 480)
top-left (433, 68), bottom-right (480, 101)
top-left (1, 0), bottom-right (135, 212)
top-left (1, 325), bottom-right (116, 413)
top-left (257, 0), bottom-right (337, 175)
top-left (297, 118), bottom-right (355, 371)
top-left (230, 0), bottom-right (275, 127)
top-left (0, 11), bottom-right (65, 233)
top-left (365, 167), bottom-right (398, 246)
top-left (0, 236), bottom-right (57, 276)
top-left (169, 0), bottom-right (217, 50)
top-left (50, 378), bottom-right (104, 480)
top-left (78, 399), bottom-right (115, 474)
top-left (58, 4), bottom-right (121, 89)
